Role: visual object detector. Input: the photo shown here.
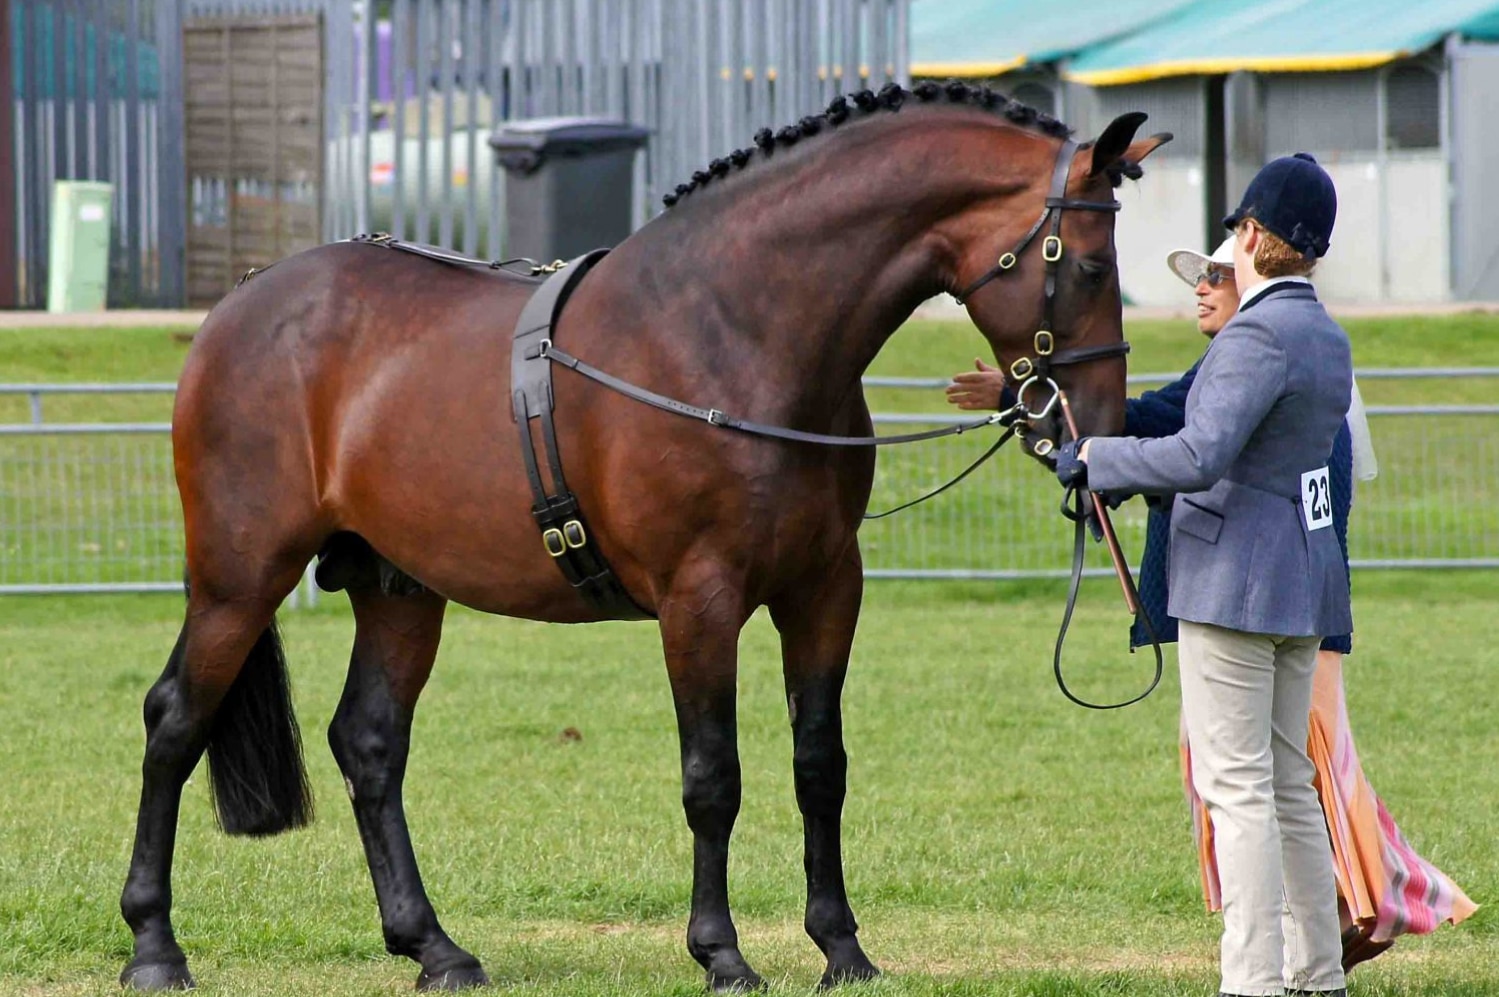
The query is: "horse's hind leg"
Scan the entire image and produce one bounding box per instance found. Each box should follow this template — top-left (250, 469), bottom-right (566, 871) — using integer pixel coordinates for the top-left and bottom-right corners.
top-left (328, 582), bottom-right (486, 991)
top-left (769, 549), bottom-right (879, 987)
top-left (121, 574), bottom-right (311, 990)
top-left (659, 565), bottom-right (762, 992)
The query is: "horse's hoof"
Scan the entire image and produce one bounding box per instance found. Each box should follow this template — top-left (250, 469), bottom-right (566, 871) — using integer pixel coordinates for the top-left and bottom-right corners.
top-left (706, 965), bottom-right (765, 993)
top-left (819, 957), bottom-right (881, 989)
top-left (416, 961), bottom-right (490, 991)
top-left (120, 959), bottom-right (196, 991)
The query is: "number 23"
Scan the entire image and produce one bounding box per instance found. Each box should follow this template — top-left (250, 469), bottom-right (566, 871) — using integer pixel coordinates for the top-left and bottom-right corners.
top-left (1306, 476), bottom-right (1331, 522)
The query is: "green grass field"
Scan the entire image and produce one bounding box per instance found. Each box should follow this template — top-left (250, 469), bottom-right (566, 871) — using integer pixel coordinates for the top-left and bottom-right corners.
top-left (5, 310), bottom-right (1499, 419)
top-left (1, 314), bottom-right (1496, 995)
top-left (1, 575), bottom-right (1495, 996)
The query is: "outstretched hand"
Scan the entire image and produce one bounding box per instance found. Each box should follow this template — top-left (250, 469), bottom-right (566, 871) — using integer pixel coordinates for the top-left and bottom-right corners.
top-left (946, 358), bottom-right (1015, 411)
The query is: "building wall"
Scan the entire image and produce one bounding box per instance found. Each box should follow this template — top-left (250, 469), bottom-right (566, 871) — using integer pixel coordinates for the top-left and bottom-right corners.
top-left (1449, 40), bottom-right (1499, 300)
top-left (1113, 160), bottom-right (1206, 308)
top-left (1073, 61), bottom-right (1452, 306)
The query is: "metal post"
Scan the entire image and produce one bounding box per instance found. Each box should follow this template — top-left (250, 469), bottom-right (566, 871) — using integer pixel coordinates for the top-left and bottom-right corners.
top-left (1376, 65), bottom-right (1391, 302)
top-left (93, 0), bottom-right (111, 246)
top-left (357, 0), bottom-right (374, 235)
top-left (21, 0), bottom-right (44, 305)
top-left (1204, 74), bottom-right (1226, 254)
top-left (70, 0), bottom-right (89, 178)
top-left (415, 0), bottom-right (431, 242)
top-left (392, 0), bottom-right (407, 240)
top-left (893, 0), bottom-right (909, 86)
top-left (0, 0), bottom-right (17, 307)
top-left (841, 0), bottom-right (857, 97)
top-left (1441, 35), bottom-right (1456, 299)
top-left (463, 0), bottom-right (480, 255)
top-left (438, 0), bottom-right (455, 247)
top-left (53, 0), bottom-right (70, 181)
top-left (123, 0), bottom-right (142, 303)
top-left (486, 0), bottom-right (504, 255)
top-left (156, 0), bottom-right (186, 305)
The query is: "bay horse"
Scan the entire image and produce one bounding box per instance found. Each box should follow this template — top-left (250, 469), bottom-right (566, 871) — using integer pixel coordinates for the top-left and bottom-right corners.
top-left (120, 81), bottom-right (1169, 992)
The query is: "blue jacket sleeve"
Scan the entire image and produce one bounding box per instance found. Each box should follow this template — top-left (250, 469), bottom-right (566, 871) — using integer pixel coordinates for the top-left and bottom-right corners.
top-left (1322, 421), bottom-right (1354, 653)
top-left (1123, 355), bottom-right (1202, 440)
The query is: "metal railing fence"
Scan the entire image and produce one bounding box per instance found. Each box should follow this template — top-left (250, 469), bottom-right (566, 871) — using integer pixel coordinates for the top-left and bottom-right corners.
top-left (2, 372), bottom-right (1496, 596)
top-left (7, 0), bottom-right (187, 307)
top-left (183, 0), bottom-right (911, 259)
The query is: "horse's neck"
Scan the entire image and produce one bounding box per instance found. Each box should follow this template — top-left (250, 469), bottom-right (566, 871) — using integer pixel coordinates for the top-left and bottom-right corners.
top-left (627, 119), bottom-right (1007, 423)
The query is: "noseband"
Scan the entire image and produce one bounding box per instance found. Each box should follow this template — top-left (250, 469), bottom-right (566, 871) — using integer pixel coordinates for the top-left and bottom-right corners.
top-left (953, 139), bottom-right (1131, 448)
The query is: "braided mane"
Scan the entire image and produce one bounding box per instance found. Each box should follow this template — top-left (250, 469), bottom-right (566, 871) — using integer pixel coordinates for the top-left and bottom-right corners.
top-left (661, 79), bottom-right (1137, 209)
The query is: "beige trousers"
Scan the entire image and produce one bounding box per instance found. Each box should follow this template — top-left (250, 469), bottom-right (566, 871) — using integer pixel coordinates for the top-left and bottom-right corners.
top-left (1179, 621), bottom-right (1346, 996)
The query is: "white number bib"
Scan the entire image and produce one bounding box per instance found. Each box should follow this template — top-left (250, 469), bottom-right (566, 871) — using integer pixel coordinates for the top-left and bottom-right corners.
top-left (1301, 466), bottom-right (1332, 531)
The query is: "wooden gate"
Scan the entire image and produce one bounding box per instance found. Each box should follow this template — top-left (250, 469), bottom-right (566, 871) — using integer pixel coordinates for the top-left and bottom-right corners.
top-left (184, 15), bottom-right (323, 306)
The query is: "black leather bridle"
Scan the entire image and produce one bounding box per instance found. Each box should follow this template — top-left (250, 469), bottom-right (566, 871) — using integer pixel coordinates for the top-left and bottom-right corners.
top-left (952, 138), bottom-right (1133, 454)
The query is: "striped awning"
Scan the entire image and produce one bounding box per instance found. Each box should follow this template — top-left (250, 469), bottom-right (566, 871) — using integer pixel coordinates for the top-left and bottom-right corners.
top-left (908, 0), bottom-right (1197, 79)
top-left (1064, 0), bottom-right (1499, 86)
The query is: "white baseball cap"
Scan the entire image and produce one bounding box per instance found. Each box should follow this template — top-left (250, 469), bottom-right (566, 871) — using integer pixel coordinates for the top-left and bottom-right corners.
top-left (1165, 237), bottom-right (1235, 286)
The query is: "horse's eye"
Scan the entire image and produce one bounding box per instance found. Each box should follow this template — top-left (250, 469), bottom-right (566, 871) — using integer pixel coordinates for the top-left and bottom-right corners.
top-left (1078, 261), bottom-right (1110, 285)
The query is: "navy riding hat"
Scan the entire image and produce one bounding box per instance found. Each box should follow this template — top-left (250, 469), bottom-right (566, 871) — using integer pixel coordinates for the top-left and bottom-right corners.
top-left (1223, 152), bottom-right (1337, 259)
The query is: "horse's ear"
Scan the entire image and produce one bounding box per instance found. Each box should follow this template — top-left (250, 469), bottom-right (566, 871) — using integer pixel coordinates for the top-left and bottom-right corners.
top-left (1085, 112), bottom-right (1171, 177)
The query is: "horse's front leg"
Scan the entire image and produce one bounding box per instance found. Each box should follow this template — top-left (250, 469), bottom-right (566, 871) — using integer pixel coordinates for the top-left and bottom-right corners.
top-left (328, 586), bottom-right (487, 991)
top-left (659, 565), bottom-right (761, 992)
top-left (769, 548), bottom-right (879, 987)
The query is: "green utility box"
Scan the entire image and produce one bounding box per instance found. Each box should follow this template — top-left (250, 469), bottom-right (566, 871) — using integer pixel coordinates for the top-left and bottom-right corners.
top-left (47, 181), bottom-right (114, 313)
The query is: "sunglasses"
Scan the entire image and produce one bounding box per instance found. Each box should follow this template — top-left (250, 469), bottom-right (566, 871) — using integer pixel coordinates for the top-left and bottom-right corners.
top-left (1198, 266), bottom-right (1234, 288)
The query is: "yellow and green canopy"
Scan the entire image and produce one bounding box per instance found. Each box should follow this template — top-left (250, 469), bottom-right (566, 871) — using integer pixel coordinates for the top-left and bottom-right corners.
top-left (912, 0), bottom-right (1499, 86)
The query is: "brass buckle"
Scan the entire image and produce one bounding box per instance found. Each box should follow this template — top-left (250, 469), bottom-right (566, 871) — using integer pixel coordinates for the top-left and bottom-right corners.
top-left (542, 528), bottom-right (566, 557)
top-left (1032, 438), bottom-right (1055, 457)
top-left (1034, 330), bottom-right (1054, 356)
top-left (1042, 235), bottom-right (1063, 262)
top-left (562, 519), bottom-right (587, 549)
top-left (997, 251), bottom-right (1018, 271)
top-left (1010, 356), bottom-right (1034, 380)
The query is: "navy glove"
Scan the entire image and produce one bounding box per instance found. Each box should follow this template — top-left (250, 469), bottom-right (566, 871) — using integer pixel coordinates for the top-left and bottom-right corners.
top-left (1054, 438), bottom-right (1088, 489)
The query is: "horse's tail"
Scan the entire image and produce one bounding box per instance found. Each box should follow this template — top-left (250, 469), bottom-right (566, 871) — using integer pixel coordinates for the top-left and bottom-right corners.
top-left (205, 617), bottom-right (315, 836)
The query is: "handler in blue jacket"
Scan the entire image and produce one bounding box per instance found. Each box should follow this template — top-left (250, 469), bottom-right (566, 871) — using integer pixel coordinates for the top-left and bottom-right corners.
top-left (1060, 155), bottom-right (1353, 997)
top-left (1125, 242), bottom-right (1353, 657)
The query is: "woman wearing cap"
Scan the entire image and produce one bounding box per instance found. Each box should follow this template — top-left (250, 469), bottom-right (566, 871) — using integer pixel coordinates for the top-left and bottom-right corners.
top-left (1055, 153), bottom-right (1354, 997)
top-left (1131, 243), bottom-right (1477, 978)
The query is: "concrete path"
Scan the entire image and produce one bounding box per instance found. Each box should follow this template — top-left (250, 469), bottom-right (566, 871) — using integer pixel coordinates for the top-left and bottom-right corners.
top-left (0, 309), bottom-right (208, 329)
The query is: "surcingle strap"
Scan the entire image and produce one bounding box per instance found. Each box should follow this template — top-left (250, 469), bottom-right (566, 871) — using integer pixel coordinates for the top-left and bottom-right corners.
top-left (511, 251), bottom-right (652, 620)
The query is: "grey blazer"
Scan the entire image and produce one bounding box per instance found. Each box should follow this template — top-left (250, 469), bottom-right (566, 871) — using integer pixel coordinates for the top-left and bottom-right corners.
top-left (1087, 282), bottom-right (1353, 638)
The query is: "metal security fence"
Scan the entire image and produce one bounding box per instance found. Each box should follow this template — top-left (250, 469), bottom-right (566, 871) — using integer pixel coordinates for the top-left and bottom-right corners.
top-left (2, 373), bottom-right (1497, 595)
top-left (179, 0), bottom-right (910, 293)
top-left (4, 0), bottom-right (187, 307)
top-left (859, 370), bottom-right (1499, 577)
